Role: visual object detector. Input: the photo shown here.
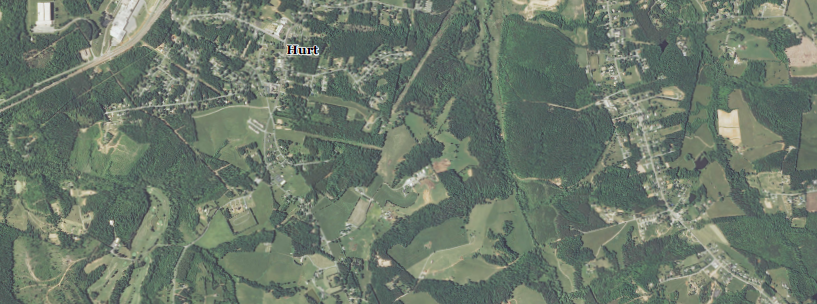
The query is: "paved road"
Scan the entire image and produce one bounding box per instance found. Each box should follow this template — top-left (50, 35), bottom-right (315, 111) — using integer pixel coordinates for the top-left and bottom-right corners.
top-left (0, 0), bottom-right (173, 114)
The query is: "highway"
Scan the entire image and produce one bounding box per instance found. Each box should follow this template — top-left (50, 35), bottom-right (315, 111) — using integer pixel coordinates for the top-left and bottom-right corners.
top-left (0, 0), bottom-right (173, 114)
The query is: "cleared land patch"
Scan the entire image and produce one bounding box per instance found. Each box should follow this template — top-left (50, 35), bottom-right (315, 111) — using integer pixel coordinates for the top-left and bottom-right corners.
top-left (727, 90), bottom-right (784, 162)
top-left (785, 37), bottom-right (817, 68)
top-left (376, 126), bottom-right (416, 183)
top-left (797, 110), bottom-right (817, 170)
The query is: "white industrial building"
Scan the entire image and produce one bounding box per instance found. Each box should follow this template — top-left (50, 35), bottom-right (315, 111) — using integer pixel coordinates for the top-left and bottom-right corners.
top-left (36, 2), bottom-right (53, 27)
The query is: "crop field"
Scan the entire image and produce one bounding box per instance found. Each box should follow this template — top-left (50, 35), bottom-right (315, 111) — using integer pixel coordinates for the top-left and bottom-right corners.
top-left (797, 111), bottom-right (817, 170)
top-left (433, 132), bottom-right (479, 175)
top-left (764, 61), bottom-right (790, 86)
top-left (195, 212), bottom-right (236, 248)
top-left (376, 126), bottom-right (416, 183)
top-left (314, 191), bottom-right (359, 239)
top-left (512, 285), bottom-right (548, 304)
top-left (389, 217), bottom-right (469, 270)
top-left (192, 105), bottom-right (269, 170)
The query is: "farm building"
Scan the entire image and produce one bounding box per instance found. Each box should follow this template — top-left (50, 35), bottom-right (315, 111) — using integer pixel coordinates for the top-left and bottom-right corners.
top-left (36, 2), bottom-right (54, 26)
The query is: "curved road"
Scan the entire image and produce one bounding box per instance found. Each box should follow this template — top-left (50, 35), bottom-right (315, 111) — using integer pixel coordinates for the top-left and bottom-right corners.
top-left (0, 0), bottom-right (173, 114)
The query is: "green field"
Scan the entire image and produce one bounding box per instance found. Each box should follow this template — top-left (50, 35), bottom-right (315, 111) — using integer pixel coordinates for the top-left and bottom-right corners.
top-left (193, 105), bottom-right (269, 170)
top-left (401, 292), bottom-right (440, 304)
top-left (195, 212), bottom-right (237, 248)
top-left (787, 0), bottom-right (815, 37)
top-left (724, 61), bottom-right (747, 77)
top-left (797, 111), bottom-right (817, 170)
top-left (764, 61), bottom-right (790, 86)
top-left (373, 185), bottom-right (418, 208)
top-left (70, 124), bottom-right (150, 176)
top-left (791, 217), bottom-right (807, 228)
top-left (485, 196), bottom-right (534, 254)
top-left (768, 268), bottom-right (792, 299)
top-left (376, 126), bottom-right (416, 183)
top-left (728, 28), bottom-right (778, 60)
top-left (433, 132), bottom-right (480, 176)
top-left (728, 90), bottom-right (784, 161)
top-left (130, 187), bottom-right (171, 257)
top-left (220, 234), bottom-right (301, 284)
top-left (701, 162), bottom-right (731, 200)
top-left (405, 113), bottom-right (431, 141)
top-left (404, 202), bottom-right (499, 282)
top-left (389, 217), bottom-right (469, 270)
top-left (313, 191), bottom-right (359, 240)
top-left (582, 223), bottom-right (626, 256)
top-left (512, 285), bottom-right (547, 304)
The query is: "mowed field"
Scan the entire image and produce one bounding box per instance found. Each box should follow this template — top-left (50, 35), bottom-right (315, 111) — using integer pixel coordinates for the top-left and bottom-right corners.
top-left (764, 61), bottom-right (790, 86)
top-left (220, 234), bottom-right (301, 284)
top-left (376, 126), bottom-right (416, 184)
top-left (70, 123), bottom-right (150, 176)
top-left (404, 202), bottom-right (501, 283)
top-left (729, 28), bottom-right (778, 60)
top-left (388, 217), bottom-right (469, 270)
top-left (797, 110), bottom-right (817, 170)
top-left (192, 104), bottom-right (269, 170)
top-left (313, 191), bottom-right (360, 240)
top-left (727, 90), bottom-right (784, 162)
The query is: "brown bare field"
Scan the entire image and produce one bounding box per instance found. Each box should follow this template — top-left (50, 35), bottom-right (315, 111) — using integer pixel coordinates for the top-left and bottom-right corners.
top-left (786, 37), bottom-right (817, 67)
top-left (433, 158), bottom-right (451, 173)
top-left (717, 109), bottom-right (741, 146)
top-left (807, 192), bottom-right (817, 212)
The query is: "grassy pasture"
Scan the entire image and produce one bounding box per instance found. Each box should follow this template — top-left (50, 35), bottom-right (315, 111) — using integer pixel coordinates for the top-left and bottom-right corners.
top-left (706, 32), bottom-right (728, 57)
top-left (433, 132), bottom-right (479, 175)
top-left (707, 197), bottom-right (746, 218)
top-left (404, 202), bottom-right (498, 282)
top-left (797, 111), bottom-right (817, 170)
top-left (485, 196), bottom-right (534, 253)
top-left (724, 61), bottom-right (747, 77)
top-left (787, 0), bottom-right (815, 37)
top-left (744, 18), bottom-right (787, 29)
top-left (309, 95), bottom-right (372, 117)
top-left (729, 28), bottom-right (778, 60)
top-left (603, 222), bottom-right (637, 267)
top-left (791, 217), bottom-right (807, 228)
top-left (764, 61), bottom-right (790, 86)
top-left (314, 191), bottom-right (359, 240)
top-left (70, 123), bottom-right (149, 176)
top-left (376, 126), bottom-right (416, 184)
top-left (374, 185), bottom-right (418, 208)
top-left (768, 268), bottom-right (792, 299)
top-left (527, 204), bottom-right (559, 243)
top-left (221, 233), bottom-right (301, 284)
top-left (193, 105), bottom-right (268, 170)
top-left (582, 223), bottom-right (626, 255)
top-left (130, 187), bottom-right (171, 256)
top-left (195, 211), bottom-right (236, 248)
top-left (250, 185), bottom-right (276, 227)
top-left (692, 223), bottom-right (731, 247)
top-left (237, 283), bottom-right (265, 304)
top-left (728, 90), bottom-right (784, 150)
top-left (340, 201), bottom-right (392, 260)
top-left (405, 113), bottom-right (430, 141)
top-left (389, 217), bottom-right (468, 270)
top-left (401, 292), bottom-right (440, 304)
top-left (692, 85), bottom-right (713, 107)
top-left (790, 64), bottom-right (817, 77)
top-left (701, 162), bottom-right (731, 200)
top-left (512, 285), bottom-right (548, 304)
